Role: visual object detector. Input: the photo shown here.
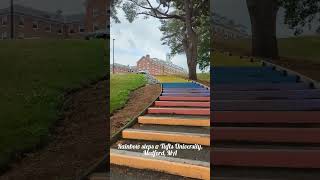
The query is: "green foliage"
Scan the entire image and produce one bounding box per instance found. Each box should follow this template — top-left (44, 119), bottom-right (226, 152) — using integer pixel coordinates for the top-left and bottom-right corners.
top-left (279, 0), bottom-right (320, 35)
top-left (0, 40), bottom-right (106, 170)
top-left (113, 0), bottom-right (210, 73)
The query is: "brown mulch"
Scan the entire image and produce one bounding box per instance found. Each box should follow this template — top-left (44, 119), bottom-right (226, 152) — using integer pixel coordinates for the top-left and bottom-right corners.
top-left (0, 80), bottom-right (108, 180)
top-left (110, 84), bottom-right (161, 135)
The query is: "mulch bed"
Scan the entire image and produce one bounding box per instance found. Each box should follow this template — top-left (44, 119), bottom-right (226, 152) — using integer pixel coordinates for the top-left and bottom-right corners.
top-left (110, 84), bottom-right (161, 135)
top-left (1, 80), bottom-right (108, 180)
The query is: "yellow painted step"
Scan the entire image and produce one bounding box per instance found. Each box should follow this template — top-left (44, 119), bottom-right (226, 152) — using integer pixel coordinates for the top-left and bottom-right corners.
top-left (110, 149), bottom-right (210, 180)
top-left (122, 129), bottom-right (210, 146)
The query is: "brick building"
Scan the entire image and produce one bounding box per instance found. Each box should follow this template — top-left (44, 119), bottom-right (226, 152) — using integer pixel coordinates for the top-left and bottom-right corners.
top-left (0, 0), bottom-right (108, 40)
top-left (212, 13), bottom-right (249, 40)
top-left (110, 63), bottom-right (136, 73)
top-left (137, 55), bottom-right (187, 76)
top-left (85, 0), bottom-right (109, 33)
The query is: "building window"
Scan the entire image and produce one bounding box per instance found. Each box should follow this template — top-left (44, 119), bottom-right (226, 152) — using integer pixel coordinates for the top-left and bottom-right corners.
top-left (18, 32), bottom-right (24, 39)
top-left (1, 16), bottom-right (8, 26)
top-left (93, 23), bottom-right (99, 32)
top-left (93, 8), bottom-right (99, 17)
top-left (69, 26), bottom-right (75, 34)
top-left (79, 25), bottom-right (85, 33)
top-left (18, 16), bottom-right (24, 27)
top-left (45, 24), bottom-right (52, 32)
top-left (1, 32), bottom-right (8, 40)
top-left (32, 21), bottom-right (39, 30)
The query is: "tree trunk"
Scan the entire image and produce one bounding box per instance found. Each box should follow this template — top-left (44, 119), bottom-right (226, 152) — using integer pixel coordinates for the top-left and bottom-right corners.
top-left (246, 0), bottom-right (279, 59)
top-left (184, 0), bottom-right (198, 80)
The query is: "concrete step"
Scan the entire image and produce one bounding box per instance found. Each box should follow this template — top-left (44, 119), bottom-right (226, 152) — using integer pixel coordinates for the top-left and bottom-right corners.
top-left (155, 101), bottom-right (210, 108)
top-left (138, 115), bottom-right (210, 127)
top-left (112, 139), bottom-right (210, 162)
top-left (110, 149), bottom-right (210, 179)
top-left (148, 107), bottom-right (210, 115)
top-left (159, 96), bottom-right (210, 101)
top-left (122, 127), bottom-right (210, 146)
top-left (111, 164), bottom-right (199, 180)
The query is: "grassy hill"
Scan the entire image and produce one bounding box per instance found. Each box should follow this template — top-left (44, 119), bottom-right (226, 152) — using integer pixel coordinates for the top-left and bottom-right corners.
top-left (110, 74), bottom-right (147, 113)
top-left (0, 40), bottom-right (107, 171)
top-left (214, 36), bottom-right (320, 63)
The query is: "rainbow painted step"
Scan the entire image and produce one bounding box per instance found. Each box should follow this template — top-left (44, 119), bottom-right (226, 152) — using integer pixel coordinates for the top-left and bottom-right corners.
top-left (155, 101), bottom-right (210, 107)
top-left (159, 96), bottom-right (210, 101)
top-left (111, 81), bottom-right (211, 179)
top-left (212, 148), bottom-right (320, 168)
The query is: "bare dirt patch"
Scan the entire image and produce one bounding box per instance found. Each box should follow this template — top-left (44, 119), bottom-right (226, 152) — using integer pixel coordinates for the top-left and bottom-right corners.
top-left (110, 84), bottom-right (161, 135)
top-left (270, 57), bottom-right (320, 81)
top-left (0, 80), bottom-right (108, 180)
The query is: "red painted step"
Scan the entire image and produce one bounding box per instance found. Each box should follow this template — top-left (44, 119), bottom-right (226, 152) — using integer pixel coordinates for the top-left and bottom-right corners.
top-left (148, 107), bottom-right (210, 115)
top-left (212, 111), bottom-right (320, 124)
top-left (159, 96), bottom-right (210, 101)
top-left (212, 148), bottom-right (320, 168)
top-left (155, 101), bottom-right (210, 107)
top-left (212, 127), bottom-right (320, 143)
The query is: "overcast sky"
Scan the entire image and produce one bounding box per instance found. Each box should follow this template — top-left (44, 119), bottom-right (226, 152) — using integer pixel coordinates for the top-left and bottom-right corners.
top-left (110, 3), bottom-right (195, 72)
top-left (211, 0), bottom-right (317, 37)
top-left (0, 0), bottom-right (85, 14)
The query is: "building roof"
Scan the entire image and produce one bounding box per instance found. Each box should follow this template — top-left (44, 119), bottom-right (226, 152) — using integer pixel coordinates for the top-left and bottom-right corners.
top-left (0, 5), bottom-right (84, 24)
top-left (139, 55), bottom-right (187, 73)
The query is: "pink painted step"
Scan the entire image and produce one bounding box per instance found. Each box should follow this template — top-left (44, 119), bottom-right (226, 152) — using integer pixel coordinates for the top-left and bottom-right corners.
top-left (148, 107), bottom-right (210, 115)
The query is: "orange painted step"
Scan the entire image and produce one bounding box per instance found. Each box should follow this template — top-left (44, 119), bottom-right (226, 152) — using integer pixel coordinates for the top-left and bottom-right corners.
top-left (138, 115), bottom-right (210, 127)
top-left (159, 96), bottom-right (210, 101)
top-left (148, 107), bottom-right (210, 115)
top-left (155, 101), bottom-right (210, 107)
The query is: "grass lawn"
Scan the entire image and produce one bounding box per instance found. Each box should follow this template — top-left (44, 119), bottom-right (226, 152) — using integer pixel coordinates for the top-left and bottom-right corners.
top-left (214, 36), bottom-right (320, 63)
top-left (110, 74), bottom-right (147, 113)
top-left (212, 52), bottom-right (261, 67)
top-left (155, 75), bottom-right (189, 83)
top-left (0, 39), bottom-right (107, 171)
top-left (197, 73), bottom-right (210, 83)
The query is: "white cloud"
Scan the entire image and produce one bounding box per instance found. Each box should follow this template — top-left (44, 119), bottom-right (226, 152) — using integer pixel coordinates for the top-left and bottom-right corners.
top-left (110, 6), bottom-right (190, 71)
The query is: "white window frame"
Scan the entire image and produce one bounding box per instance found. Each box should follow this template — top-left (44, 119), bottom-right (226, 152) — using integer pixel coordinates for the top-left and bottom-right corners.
top-left (2, 16), bottom-right (8, 26)
top-left (45, 24), bottom-right (52, 32)
top-left (57, 25), bottom-right (63, 35)
top-left (93, 23), bottom-right (99, 32)
top-left (18, 32), bottom-right (24, 39)
top-left (92, 8), bottom-right (99, 17)
top-left (32, 21), bottom-right (39, 30)
top-left (2, 32), bottom-right (8, 39)
top-left (79, 25), bottom-right (85, 33)
top-left (18, 16), bottom-right (24, 27)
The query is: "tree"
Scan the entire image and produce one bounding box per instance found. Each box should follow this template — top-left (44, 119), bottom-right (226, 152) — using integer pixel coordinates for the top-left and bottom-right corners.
top-left (246, 0), bottom-right (320, 59)
top-left (159, 7), bottom-right (210, 72)
top-left (114, 0), bottom-right (208, 80)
